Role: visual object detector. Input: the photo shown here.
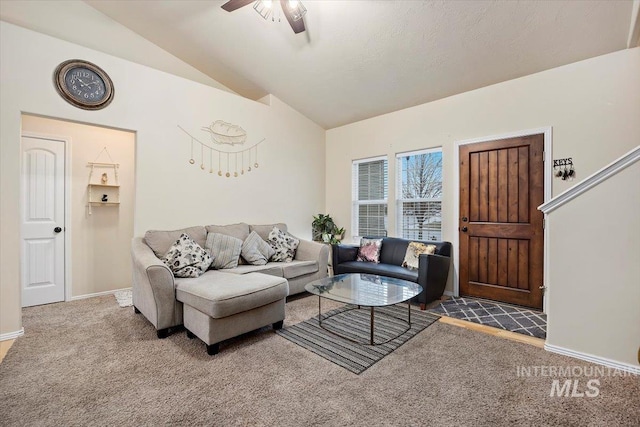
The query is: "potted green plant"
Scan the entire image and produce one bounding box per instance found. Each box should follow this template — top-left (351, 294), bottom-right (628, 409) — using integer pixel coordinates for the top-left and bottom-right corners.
top-left (312, 214), bottom-right (344, 245)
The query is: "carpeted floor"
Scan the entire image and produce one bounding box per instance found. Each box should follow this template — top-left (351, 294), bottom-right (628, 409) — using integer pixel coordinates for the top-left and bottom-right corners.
top-left (0, 295), bottom-right (638, 426)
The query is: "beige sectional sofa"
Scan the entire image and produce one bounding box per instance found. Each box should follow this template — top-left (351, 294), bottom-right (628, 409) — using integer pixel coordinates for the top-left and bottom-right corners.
top-left (131, 222), bottom-right (328, 354)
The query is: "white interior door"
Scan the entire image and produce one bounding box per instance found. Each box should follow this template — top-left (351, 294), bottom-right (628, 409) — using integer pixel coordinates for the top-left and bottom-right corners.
top-left (21, 136), bottom-right (66, 307)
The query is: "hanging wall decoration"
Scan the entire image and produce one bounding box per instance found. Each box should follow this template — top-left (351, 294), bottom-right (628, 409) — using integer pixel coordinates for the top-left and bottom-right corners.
top-left (201, 120), bottom-right (247, 145)
top-left (86, 146), bottom-right (120, 215)
top-left (553, 157), bottom-right (575, 181)
top-left (178, 121), bottom-right (265, 178)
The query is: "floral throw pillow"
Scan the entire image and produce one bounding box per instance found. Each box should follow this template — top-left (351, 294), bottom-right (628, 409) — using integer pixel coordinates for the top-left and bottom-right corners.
top-left (357, 238), bottom-right (383, 263)
top-left (402, 242), bottom-right (437, 270)
top-left (268, 226), bottom-right (300, 263)
top-left (162, 233), bottom-right (213, 278)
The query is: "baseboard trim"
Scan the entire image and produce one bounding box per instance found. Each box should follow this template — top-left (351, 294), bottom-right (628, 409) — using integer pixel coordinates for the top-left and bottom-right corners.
top-left (70, 287), bottom-right (132, 301)
top-left (0, 328), bottom-right (24, 341)
top-left (544, 343), bottom-right (640, 375)
top-left (443, 290), bottom-right (454, 297)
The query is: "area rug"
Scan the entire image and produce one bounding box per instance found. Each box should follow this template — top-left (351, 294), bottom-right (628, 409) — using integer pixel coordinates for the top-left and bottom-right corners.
top-left (429, 297), bottom-right (547, 338)
top-left (276, 304), bottom-right (439, 374)
top-left (113, 289), bottom-right (132, 308)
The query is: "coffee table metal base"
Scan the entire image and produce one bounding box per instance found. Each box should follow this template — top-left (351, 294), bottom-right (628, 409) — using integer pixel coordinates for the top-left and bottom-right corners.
top-left (317, 297), bottom-right (412, 346)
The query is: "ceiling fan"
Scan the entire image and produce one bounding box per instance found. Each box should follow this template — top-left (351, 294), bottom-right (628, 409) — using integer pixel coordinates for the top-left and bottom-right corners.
top-left (221, 0), bottom-right (307, 34)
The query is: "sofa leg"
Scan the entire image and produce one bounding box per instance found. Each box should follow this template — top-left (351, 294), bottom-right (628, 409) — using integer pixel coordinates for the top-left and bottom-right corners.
top-left (134, 306), bottom-right (141, 314)
top-left (157, 328), bottom-right (169, 339)
top-left (186, 330), bottom-right (196, 339)
top-left (420, 303), bottom-right (426, 311)
top-left (273, 320), bottom-right (284, 330)
top-left (207, 343), bottom-right (220, 356)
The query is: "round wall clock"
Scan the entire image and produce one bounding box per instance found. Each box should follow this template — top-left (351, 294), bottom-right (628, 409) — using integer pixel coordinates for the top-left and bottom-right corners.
top-left (54, 59), bottom-right (114, 110)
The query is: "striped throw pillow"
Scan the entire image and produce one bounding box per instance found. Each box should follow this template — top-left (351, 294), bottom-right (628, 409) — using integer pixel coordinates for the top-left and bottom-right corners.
top-left (205, 232), bottom-right (243, 269)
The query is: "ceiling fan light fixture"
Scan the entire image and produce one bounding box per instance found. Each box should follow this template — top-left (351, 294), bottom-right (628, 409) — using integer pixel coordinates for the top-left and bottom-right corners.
top-left (288, 1), bottom-right (307, 21)
top-left (253, 0), bottom-right (272, 20)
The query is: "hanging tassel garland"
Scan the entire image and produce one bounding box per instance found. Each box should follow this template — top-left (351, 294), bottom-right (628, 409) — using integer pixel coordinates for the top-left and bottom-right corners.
top-left (189, 138), bottom-right (195, 164)
top-left (178, 125), bottom-right (265, 178)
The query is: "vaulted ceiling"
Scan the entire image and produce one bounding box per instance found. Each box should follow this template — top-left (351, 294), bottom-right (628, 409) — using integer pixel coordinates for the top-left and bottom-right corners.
top-left (3, 1), bottom-right (639, 129)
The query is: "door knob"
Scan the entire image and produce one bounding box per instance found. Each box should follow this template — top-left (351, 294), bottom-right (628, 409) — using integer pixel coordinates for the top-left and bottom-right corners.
top-left (461, 226), bottom-right (468, 232)
top-left (461, 217), bottom-right (468, 222)
top-left (54, 227), bottom-right (62, 233)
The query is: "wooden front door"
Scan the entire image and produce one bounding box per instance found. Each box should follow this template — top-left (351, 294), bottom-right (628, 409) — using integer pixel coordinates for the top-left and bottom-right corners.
top-left (459, 134), bottom-right (544, 309)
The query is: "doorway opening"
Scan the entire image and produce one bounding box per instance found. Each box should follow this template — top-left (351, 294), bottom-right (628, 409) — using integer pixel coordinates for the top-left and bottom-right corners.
top-left (20, 114), bottom-right (136, 307)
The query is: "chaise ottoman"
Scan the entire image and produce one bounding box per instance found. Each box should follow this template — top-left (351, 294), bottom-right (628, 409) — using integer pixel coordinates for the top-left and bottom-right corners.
top-left (175, 271), bottom-right (289, 355)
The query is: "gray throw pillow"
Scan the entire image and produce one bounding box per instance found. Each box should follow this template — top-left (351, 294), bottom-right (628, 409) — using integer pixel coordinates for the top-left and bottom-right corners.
top-left (205, 232), bottom-right (242, 269)
top-left (162, 233), bottom-right (213, 278)
top-left (268, 226), bottom-right (299, 263)
top-left (242, 231), bottom-right (276, 265)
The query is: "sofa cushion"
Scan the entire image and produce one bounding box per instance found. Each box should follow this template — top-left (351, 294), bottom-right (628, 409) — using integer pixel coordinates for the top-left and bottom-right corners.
top-left (205, 223), bottom-right (250, 242)
top-left (269, 226), bottom-right (299, 262)
top-left (175, 272), bottom-right (288, 319)
top-left (144, 226), bottom-right (207, 258)
top-left (282, 260), bottom-right (318, 279)
top-left (250, 223), bottom-right (287, 241)
top-left (205, 233), bottom-right (243, 269)
top-left (336, 261), bottom-right (419, 283)
top-left (402, 242), bottom-right (437, 270)
top-left (241, 231), bottom-right (276, 265)
top-left (379, 238), bottom-right (411, 266)
top-left (221, 263), bottom-right (284, 277)
top-left (161, 233), bottom-right (212, 278)
top-left (357, 238), bottom-right (382, 263)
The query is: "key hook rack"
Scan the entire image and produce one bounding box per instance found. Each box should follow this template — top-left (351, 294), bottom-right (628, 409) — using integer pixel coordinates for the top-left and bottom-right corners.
top-left (553, 157), bottom-right (575, 181)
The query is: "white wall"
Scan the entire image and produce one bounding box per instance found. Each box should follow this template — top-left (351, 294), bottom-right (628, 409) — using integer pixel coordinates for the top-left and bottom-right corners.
top-left (544, 159), bottom-right (640, 368)
top-left (0, 1), bottom-right (234, 94)
top-left (325, 47), bottom-right (640, 367)
top-left (0, 22), bottom-right (325, 337)
top-left (326, 48), bottom-right (640, 293)
top-left (21, 115), bottom-right (136, 298)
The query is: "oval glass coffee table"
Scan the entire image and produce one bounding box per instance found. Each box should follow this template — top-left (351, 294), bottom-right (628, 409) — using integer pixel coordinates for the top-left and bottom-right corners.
top-left (304, 273), bottom-right (423, 345)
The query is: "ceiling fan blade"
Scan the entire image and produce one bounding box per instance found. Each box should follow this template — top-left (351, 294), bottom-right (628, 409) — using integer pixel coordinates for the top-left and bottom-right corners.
top-left (221, 0), bottom-right (255, 12)
top-left (280, 0), bottom-right (306, 34)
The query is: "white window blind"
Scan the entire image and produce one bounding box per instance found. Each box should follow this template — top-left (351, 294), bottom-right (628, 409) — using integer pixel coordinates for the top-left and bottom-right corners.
top-left (396, 148), bottom-right (442, 241)
top-left (352, 156), bottom-right (388, 239)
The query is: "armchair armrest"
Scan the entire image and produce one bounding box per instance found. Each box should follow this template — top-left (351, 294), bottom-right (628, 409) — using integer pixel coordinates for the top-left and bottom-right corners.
top-left (295, 238), bottom-right (326, 261)
top-left (294, 238), bottom-right (329, 273)
top-left (417, 253), bottom-right (451, 305)
top-left (332, 244), bottom-right (359, 267)
top-left (131, 237), bottom-right (179, 331)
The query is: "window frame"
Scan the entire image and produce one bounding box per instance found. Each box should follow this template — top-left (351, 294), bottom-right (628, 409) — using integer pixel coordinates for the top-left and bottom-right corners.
top-left (351, 155), bottom-right (389, 241)
top-left (395, 147), bottom-right (443, 242)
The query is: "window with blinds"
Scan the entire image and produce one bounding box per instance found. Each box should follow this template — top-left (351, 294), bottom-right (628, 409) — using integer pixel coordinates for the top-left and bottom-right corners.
top-left (396, 148), bottom-right (442, 241)
top-left (352, 156), bottom-right (388, 239)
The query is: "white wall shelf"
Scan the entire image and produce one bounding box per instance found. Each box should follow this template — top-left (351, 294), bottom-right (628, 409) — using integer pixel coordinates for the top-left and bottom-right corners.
top-left (88, 183), bottom-right (120, 188)
top-left (87, 160), bottom-right (120, 214)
